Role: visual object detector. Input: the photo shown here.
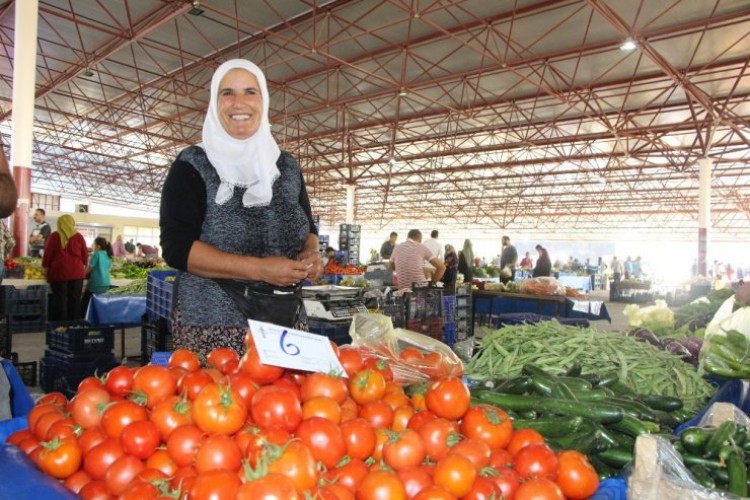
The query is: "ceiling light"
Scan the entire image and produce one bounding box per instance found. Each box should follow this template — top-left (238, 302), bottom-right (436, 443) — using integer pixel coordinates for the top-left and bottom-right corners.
top-left (388, 157), bottom-right (397, 165)
top-left (82, 68), bottom-right (94, 77)
top-left (188, 1), bottom-right (204, 16)
top-left (619, 38), bottom-right (637, 51)
top-left (398, 88), bottom-right (407, 97)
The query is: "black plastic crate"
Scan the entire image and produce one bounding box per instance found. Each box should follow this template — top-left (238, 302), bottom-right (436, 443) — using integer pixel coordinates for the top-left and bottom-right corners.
top-left (9, 313), bottom-right (46, 334)
top-left (406, 286), bottom-right (443, 322)
top-left (44, 348), bottom-right (111, 363)
top-left (141, 315), bottom-right (173, 365)
top-left (12, 360), bottom-right (38, 387)
top-left (39, 353), bottom-right (119, 396)
top-left (46, 321), bottom-right (115, 354)
top-left (307, 318), bottom-right (351, 346)
top-left (0, 316), bottom-right (10, 358)
top-left (1, 285), bottom-right (48, 315)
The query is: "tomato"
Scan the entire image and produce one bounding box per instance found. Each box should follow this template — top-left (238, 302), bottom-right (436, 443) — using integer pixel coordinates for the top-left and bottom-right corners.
top-left (170, 465), bottom-right (198, 491)
top-left (340, 418), bottom-right (377, 460)
top-left (513, 443), bottom-right (559, 480)
top-left (33, 409), bottom-right (66, 440)
top-left (507, 428), bottom-right (545, 456)
top-left (433, 453), bottom-right (477, 497)
top-left (556, 450), bottom-right (599, 499)
top-left (295, 417), bottom-right (347, 469)
top-left (323, 457), bottom-right (369, 492)
top-left (243, 426), bottom-right (293, 467)
top-left (266, 440), bottom-right (319, 494)
top-left (302, 396), bottom-right (342, 423)
top-left (236, 473), bottom-right (300, 500)
top-left (16, 436), bottom-right (40, 456)
top-left (349, 369), bottom-right (386, 405)
top-left (238, 346), bottom-right (284, 383)
top-left (460, 404), bottom-right (513, 450)
top-left (118, 481), bottom-right (159, 500)
top-left (77, 426), bottom-right (107, 455)
top-left (104, 365), bottom-right (135, 397)
top-left (46, 417), bottom-right (79, 441)
top-left (463, 475), bottom-right (501, 500)
top-left (178, 369), bottom-right (215, 400)
top-left (192, 383), bottom-right (247, 434)
top-left (425, 376), bottom-right (470, 420)
top-left (63, 469), bottom-right (92, 494)
top-left (69, 388), bottom-right (111, 429)
top-left (300, 372), bottom-right (348, 403)
top-left (78, 480), bottom-right (110, 500)
top-left (228, 371), bottom-right (260, 407)
top-left (101, 400), bottom-right (148, 438)
top-left (371, 427), bottom-right (390, 461)
top-left (487, 466), bottom-right (521, 499)
top-left (337, 348), bottom-right (363, 377)
top-left (188, 469), bottom-right (242, 499)
top-left (397, 465), bottom-right (434, 498)
top-left (132, 364), bottom-right (178, 408)
top-left (6, 428), bottom-right (33, 447)
top-left (407, 409), bottom-right (437, 431)
top-left (413, 484), bottom-right (457, 500)
top-left (150, 394), bottom-right (193, 441)
top-left (417, 417), bottom-right (460, 462)
top-left (37, 392), bottom-right (68, 407)
top-left (399, 346), bottom-right (424, 362)
top-left (195, 433), bottom-right (242, 473)
top-left (515, 478), bottom-right (564, 500)
top-left (251, 384), bottom-right (302, 432)
top-left (358, 470), bottom-right (407, 500)
top-left (37, 436), bottom-right (82, 479)
top-left (104, 454), bottom-right (146, 495)
top-left (169, 348), bottom-right (202, 372)
top-left (272, 374), bottom-right (303, 401)
top-left (166, 424), bottom-right (205, 467)
top-left (450, 438), bottom-right (491, 471)
top-left (83, 437), bottom-right (125, 480)
top-left (340, 397), bottom-right (358, 422)
top-left (145, 448), bottom-right (179, 477)
top-left (206, 347), bottom-right (240, 374)
top-left (77, 375), bottom-right (105, 393)
top-left (359, 400), bottom-right (394, 429)
top-left (392, 405), bottom-right (414, 432)
top-left (120, 420), bottom-right (161, 459)
top-left (383, 429), bottom-right (426, 471)
top-left (364, 357), bottom-right (394, 382)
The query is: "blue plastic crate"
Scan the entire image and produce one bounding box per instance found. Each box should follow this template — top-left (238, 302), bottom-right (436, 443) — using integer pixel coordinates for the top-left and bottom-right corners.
top-left (0, 316), bottom-right (9, 358)
top-left (321, 274), bottom-right (344, 285)
top-left (46, 320), bottom-right (114, 354)
top-left (8, 313), bottom-right (46, 334)
top-left (443, 321), bottom-right (457, 346)
top-left (307, 319), bottom-right (350, 346)
top-left (1, 285), bottom-right (47, 315)
top-left (146, 270), bottom-right (176, 326)
top-left (39, 352), bottom-right (119, 396)
top-left (141, 315), bottom-right (173, 365)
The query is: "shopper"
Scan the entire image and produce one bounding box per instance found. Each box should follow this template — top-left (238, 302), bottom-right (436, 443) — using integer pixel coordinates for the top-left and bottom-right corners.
top-left (111, 234), bottom-right (128, 257)
top-left (519, 251), bottom-right (533, 270)
top-left (532, 245), bottom-right (552, 277)
top-left (458, 239), bottom-right (474, 284)
top-left (442, 243), bottom-right (459, 290)
top-left (42, 214), bottom-right (88, 321)
top-left (0, 142), bottom-right (17, 219)
top-left (160, 59), bottom-right (321, 357)
top-left (0, 220), bottom-right (15, 284)
top-left (136, 242), bottom-right (159, 259)
top-left (380, 231), bottom-right (398, 260)
top-left (610, 256), bottom-right (623, 284)
top-left (423, 230), bottom-right (443, 261)
top-left (500, 235), bottom-right (518, 283)
top-left (389, 229), bottom-right (445, 290)
top-left (29, 208), bottom-right (51, 258)
top-left (81, 236), bottom-right (113, 317)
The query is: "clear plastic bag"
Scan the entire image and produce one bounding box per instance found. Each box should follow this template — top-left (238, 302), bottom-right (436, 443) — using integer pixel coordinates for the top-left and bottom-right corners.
top-left (348, 313), bottom-right (464, 385)
top-left (699, 295), bottom-right (750, 379)
top-left (517, 277), bottom-right (566, 296)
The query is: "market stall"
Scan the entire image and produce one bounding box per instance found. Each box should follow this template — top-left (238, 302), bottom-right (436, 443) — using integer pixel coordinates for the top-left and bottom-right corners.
top-left (472, 290), bottom-right (611, 326)
top-left (556, 274), bottom-right (593, 293)
top-left (85, 293), bottom-right (147, 359)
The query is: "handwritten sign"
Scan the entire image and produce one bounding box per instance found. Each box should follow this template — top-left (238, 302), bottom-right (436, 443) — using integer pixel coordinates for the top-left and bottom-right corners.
top-left (248, 319), bottom-right (347, 377)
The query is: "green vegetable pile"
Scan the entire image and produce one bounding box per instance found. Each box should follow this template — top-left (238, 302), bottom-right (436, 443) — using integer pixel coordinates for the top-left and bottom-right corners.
top-left (106, 279), bottom-right (147, 295)
top-left (701, 330), bottom-right (750, 379)
top-left (674, 288), bottom-right (735, 330)
top-left (466, 321), bottom-right (716, 413)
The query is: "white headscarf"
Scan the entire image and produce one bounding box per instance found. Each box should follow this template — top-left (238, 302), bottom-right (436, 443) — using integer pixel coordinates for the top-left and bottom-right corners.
top-left (202, 59), bottom-right (281, 207)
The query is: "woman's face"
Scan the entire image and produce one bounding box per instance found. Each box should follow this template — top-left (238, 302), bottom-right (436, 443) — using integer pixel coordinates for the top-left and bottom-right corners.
top-left (217, 68), bottom-right (263, 140)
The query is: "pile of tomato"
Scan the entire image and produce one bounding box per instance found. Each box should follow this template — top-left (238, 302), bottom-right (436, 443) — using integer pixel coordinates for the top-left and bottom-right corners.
top-left (6, 333), bottom-right (600, 499)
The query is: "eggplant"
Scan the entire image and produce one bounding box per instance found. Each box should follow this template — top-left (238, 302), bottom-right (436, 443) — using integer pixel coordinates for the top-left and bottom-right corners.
top-left (625, 327), bottom-right (661, 346)
top-left (663, 340), bottom-right (692, 360)
top-left (684, 336), bottom-right (704, 358)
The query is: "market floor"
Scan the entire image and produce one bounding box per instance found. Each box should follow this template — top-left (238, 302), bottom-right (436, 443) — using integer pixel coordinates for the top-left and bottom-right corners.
top-left (10, 289), bottom-right (632, 397)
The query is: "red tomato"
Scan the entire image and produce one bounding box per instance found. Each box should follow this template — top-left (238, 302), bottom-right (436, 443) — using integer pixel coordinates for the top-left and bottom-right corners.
top-left (399, 346), bottom-right (424, 362)
top-left (364, 357), bottom-right (394, 382)
top-left (417, 417), bottom-right (460, 461)
top-left (513, 443), bottom-right (559, 480)
top-left (449, 438), bottom-right (491, 471)
top-left (166, 424), bottom-right (205, 467)
top-left (340, 418), bottom-right (377, 460)
top-left (300, 372), bottom-right (348, 403)
top-left (69, 388), bottom-right (111, 429)
top-left (63, 469), bottom-right (92, 494)
top-left (251, 384), bottom-right (302, 432)
top-left (507, 428), bottom-right (545, 456)
top-left (382, 429), bottom-right (426, 471)
top-left (178, 369), bottom-right (215, 400)
top-left (397, 465), bottom-right (434, 498)
top-left (120, 420), bottom-right (161, 459)
top-left (460, 405), bottom-right (513, 450)
top-left (243, 426), bottom-right (293, 468)
top-left (463, 475), bottom-right (501, 500)
top-left (487, 466), bottom-right (521, 499)
top-left (301, 395), bottom-right (342, 423)
top-left (195, 433), bottom-right (242, 473)
top-left (100, 400), bottom-right (148, 438)
top-left (169, 348), bottom-right (202, 372)
top-left (37, 392), bottom-right (68, 407)
top-left (6, 428), bottom-right (33, 447)
top-left (150, 394), bottom-right (193, 441)
top-left (118, 481), bottom-right (159, 500)
top-left (77, 376), bottom-right (105, 393)
top-left (104, 365), bottom-right (135, 397)
top-left (425, 376), bottom-right (470, 420)
top-left (46, 417), bottom-right (78, 441)
top-left (295, 417), bottom-right (347, 469)
top-left (83, 438), bottom-right (125, 480)
top-left (206, 347), bottom-right (240, 374)
top-left (77, 426), bottom-right (107, 455)
top-left (433, 453), bottom-right (477, 497)
top-left (337, 348), bottom-right (363, 377)
top-left (358, 470), bottom-right (407, 500)
top-left (145, 449), bottom-right (179, 477)
top-left (413, 484), bottom-right (457, 500)
top-left (515, 478), bottom-right (565, 500)
top-left (349, 369), bottom-right (386, 405)
top-left (132, 365), bottom-right (177, 408)
top-left (78, 480), bottom-right (110, 500)
top-left (358, 400), bottom-right (394, 429)
top-left (266, 440), bottom-right (319, 494)
top-left (407, 410), bottom-right (437, 431)
top-left (37, 436), bottom-right (82, 479)
top-left (489, 448), bottom-right (514, 469)
top-left (33, 409), bottom-right (66, 441)
top-left (192, 383), bottom-right (247, 435)
top-left (322, 457), bottom-right (369, 493)
top-left (227, 371), bottom-right (259, 407)
top-left (238, 346), bottom-right (284, 384)
top-left (104, 454), bottom-right (146, 495)
top-left (188, 470), bottom-right (242, 499)
top-left (556, 450), bottom-right (600, 499)
top-left (236, 473), bottom-right (300, 500)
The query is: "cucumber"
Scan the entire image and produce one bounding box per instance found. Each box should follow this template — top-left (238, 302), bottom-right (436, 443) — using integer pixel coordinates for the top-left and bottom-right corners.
top-left (705, 421), bottom-right (737, 458)
top-left (550, 381), bottom-right (578, 400)
top-left (550, 431), bottom-right (602, 455)
top-left (727, 449), bottom-right (748, 497)
top-left (596, 373), bottom-right (619, 388)
top-left (579, 373), bottom-right (601, 386)
top-left (565, 364), bottom-right (582, 377)
top-left (554, 376), bottom-right (593, 391)
top-left (472, 390), bottom-right (624, 424)
top-left (688, 464), bottom-right (716, 489)
top-left (680, 427), bottom-right (715, 455)
top-left (637, 394), bottom-right (683, 412)
top-left (595, 447), bottom-right (634, 469)
top-left (568, 388), bottom-right (610, 402)
top-left (604, 398), bottom-right (658, 422)
top-left (529, 375), bottom-right (555, 397)
top-left (681, 453), bottom-right (724, 469)
top-left (608, 414), bottom-right (659, 437)
top-left (494, 376), bottom-right (533, 394)
top-left (512, 416), bottom-right (584, 438)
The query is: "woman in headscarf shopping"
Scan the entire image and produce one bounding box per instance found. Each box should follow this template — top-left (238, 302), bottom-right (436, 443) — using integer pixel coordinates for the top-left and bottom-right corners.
top-left (160, 59), bottom-right (322, 357)
top-left (42, 214), bottom-right (88, 321)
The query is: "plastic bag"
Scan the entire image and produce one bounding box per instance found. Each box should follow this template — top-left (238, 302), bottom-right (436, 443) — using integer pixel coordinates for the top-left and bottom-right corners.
top-left (630, 402), bottom-right (750, 500)
top-left (517, 277), bottom-right (566, 296)
top-left (705, 296), bottom-right (750, 340)
top-left (699, 296), bottom-right (750, 378)
top-left (348, 313), bottom-right (463, 385)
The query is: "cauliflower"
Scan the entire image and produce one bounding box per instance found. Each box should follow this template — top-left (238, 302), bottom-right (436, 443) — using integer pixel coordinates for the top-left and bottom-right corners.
top-left (623, 300), bottom-right (675, 328)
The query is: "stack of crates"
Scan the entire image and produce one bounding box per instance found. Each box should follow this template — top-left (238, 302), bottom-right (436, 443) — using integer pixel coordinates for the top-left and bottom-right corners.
top-left (380, 295), bottom-right (406, 328)
top-left (455, 284), bottom-right (472, 341)
top-left (0, 316), bottom-right (10, 359)
top-left (338, 224), bottom-right (360, 264)
top-left (146, 270), bottom-right (176, 330)
top-left (307, 318), bottom-right (351, 346)
top-left (141, 314), bottom-right (172, 365)
top-left (1, 284), bottom-right (48, 333)
top-left (40, 321), bottom-right (118, 397)
top-left (442, 295), bottom-right (457, 346)
top-left (1, 315), bottom-right (38, 386)
top-left (405, 285), bottom-right (444, 342)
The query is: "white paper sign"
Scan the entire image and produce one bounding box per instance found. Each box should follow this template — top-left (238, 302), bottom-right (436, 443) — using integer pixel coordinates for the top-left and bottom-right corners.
top-left (248, 319), bottom-right (347, 377)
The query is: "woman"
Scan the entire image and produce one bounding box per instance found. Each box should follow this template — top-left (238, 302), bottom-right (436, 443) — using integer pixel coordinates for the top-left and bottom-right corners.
top-left (42, 214), bottom-right (88, 321)
top-left (457, 239), bottom-right (474, 284)
top-left (1, 220), bottom-right (15, 284)
top-left (81, 236), bottom-right (113, 317)
top-left (442, 244), bottom-right (459, 290)
top-left (111, 234), bottom-right (127, 257)
top-left (160, 59), bottom-right (322, 357)
top-left (532, 244), bottom-right (552, 277)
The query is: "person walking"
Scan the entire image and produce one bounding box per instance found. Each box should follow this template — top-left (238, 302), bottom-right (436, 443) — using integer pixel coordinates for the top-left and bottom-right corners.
top-left (500, 235), bottom-right (518, 283)
top-left (42, 214), bottom-right (88, 321)
top-left (457, 239), bottom-right (474, 284)
top-left (532, 245), bottom-right (552, 277)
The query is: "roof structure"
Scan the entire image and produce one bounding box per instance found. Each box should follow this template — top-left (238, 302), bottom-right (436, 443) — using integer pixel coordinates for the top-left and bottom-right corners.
top-left (0, 0), bottom-right (749, 240)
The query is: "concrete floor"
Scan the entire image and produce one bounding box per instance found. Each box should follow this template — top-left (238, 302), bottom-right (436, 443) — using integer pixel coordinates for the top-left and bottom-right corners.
top-left (9, 288), bottom-right (634, 397)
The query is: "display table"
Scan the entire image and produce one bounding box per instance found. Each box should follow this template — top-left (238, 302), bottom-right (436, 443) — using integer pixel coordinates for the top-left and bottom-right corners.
top-left (85, 294), bottom-right (146, 359)
top-left (557, 275), bottom-right (592, 293)
top-left (472, 291), bottom-right (610, 326)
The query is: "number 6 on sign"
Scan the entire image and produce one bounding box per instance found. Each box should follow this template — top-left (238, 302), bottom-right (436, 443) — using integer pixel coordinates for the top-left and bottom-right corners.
top-left (247, 319), bottom-right (347, 376)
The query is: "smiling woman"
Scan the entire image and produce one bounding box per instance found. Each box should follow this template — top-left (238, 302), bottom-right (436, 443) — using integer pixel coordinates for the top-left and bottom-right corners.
top-left (217, 69), bottom-right (262, 140)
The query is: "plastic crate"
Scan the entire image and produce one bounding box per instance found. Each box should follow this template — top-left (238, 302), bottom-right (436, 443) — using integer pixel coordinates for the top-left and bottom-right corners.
top-left (46, 321), bottom-right (115, 354)
top-left (39, 353), bottom-right (119, 398)
top-left (380, 298), bottom-right (405, 328)
top-left (406, 317), bottom-right (444, 342)
top-left (0, 316), bottom-right (10, 358)
top-left (3, 265), bottom-right (24, 279)
top-left (146, 270), bottom-right (176, 327)
top-left (406, 286), bottom-right (443, 321)
top-left (12, 361), bottom-right (37, 387)
top-left (1, 284), bottom-right (48, 315)
top-left (307, 318), bottom-right (351, 346)
top-left (442, 295), bottom-right (456, 323)
top-left (443, 321), bottom-right (457, 347)
top-left (141, 315), bottom-right (173, 365)
top-left (8, 313), bottom-right (46, 334)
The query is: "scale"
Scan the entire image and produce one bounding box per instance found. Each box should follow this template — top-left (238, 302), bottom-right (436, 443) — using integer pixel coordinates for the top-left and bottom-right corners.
top-left (302, 285), bottom-right (369, 321)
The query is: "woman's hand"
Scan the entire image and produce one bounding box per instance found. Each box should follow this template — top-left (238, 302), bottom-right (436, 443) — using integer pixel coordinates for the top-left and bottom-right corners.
top-left (259, 256), bottom-right (311, 287)
top-left (297, 248), bottom-right (323, 280)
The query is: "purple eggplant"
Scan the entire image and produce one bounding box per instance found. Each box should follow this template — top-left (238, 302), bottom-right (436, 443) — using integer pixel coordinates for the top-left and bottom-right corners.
top-left (625, 328), bottom-right (661, 347)
top-left (684, 337), bottom-right (704, 358)
top-left (663, 340), bottom-right (692, 360)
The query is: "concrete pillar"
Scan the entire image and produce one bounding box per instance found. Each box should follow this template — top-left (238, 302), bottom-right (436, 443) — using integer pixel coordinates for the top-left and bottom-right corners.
top-left (697, 157), bottom-right (712, 277)
top-left (345, 184), bottom-right (355, 224)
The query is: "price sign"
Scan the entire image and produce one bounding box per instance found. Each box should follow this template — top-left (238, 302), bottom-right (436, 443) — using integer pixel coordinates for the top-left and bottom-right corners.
top-left (247, 319), bottom-right (347, 377)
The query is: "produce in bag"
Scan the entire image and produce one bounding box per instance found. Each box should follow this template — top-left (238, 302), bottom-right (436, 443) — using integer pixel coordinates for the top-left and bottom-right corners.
top-left (517, 276), bottom-right (566, 296)
top-left (700, 283), bottom-right (750, 378)
top-left (348, 313), bottom-right (463, 383)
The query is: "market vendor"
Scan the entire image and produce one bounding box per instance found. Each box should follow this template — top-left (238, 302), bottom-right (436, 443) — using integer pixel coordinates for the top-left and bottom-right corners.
top-left (160, 59), bottom-right (322, 357)
top-left (389, 229), bottom-right (445, 289)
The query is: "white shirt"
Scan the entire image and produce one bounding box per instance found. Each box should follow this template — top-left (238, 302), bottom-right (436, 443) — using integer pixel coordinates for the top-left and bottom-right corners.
top-left (424, 238), bottom-right (443, 261)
